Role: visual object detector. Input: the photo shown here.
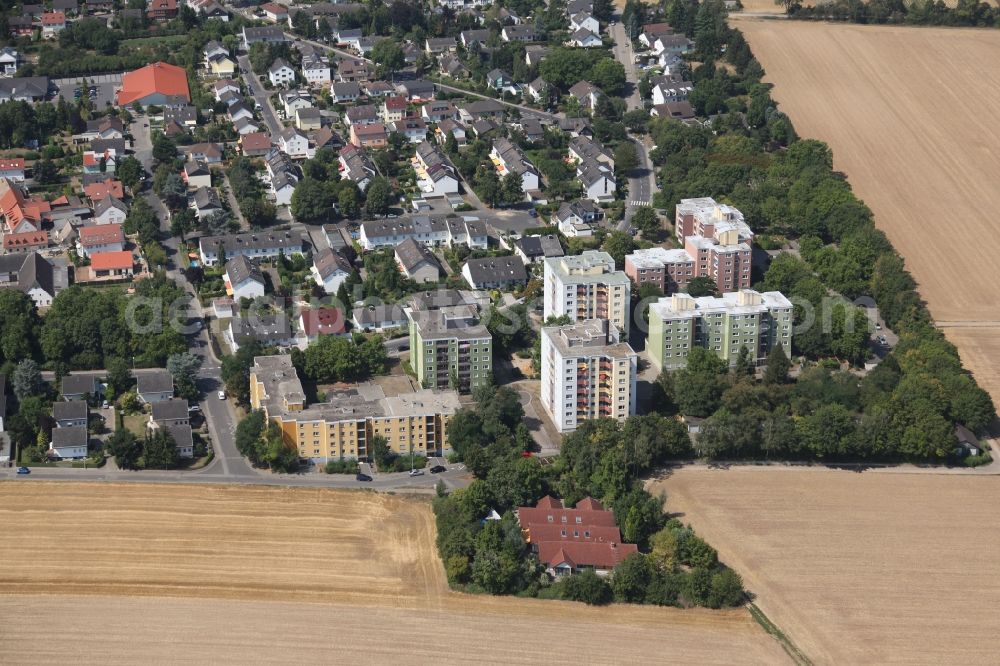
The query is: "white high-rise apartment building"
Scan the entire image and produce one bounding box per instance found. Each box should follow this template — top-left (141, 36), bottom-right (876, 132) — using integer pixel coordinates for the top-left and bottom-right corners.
top-left (541, 319), bottom-right (638, 433)
top-left (543, 250), bottom-right (631, 333)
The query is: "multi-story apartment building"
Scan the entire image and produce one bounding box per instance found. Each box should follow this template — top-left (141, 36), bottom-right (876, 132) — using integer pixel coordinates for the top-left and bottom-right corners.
top-left (359, 215), bottom-right (488, 250)
top-left (543, 251), bottom-right (631, 333)
top-left (405, 290), bottom-right (492, 392)
top-left (625, 197), bottom-right (753, 295)
top-left (250, 355), bottom-right (462, 463)
top-left (541, 319), bottom-right (637, 433)
top-left (647, 289), bottom-right (793, 372)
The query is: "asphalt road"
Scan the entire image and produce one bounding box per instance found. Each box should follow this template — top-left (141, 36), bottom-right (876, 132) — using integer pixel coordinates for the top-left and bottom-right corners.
top-left (237, 54), bottom-right (282, 136)
top-left (610, 22), bottom-right (643, 112)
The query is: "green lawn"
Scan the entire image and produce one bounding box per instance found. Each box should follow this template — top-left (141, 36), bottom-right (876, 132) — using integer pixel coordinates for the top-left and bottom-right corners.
top-left (123, 412), bottom-right (149, 438)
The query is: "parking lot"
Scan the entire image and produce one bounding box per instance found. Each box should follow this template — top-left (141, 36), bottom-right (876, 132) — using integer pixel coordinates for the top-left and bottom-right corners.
top-left (53, 72), bottom-right (123, 109)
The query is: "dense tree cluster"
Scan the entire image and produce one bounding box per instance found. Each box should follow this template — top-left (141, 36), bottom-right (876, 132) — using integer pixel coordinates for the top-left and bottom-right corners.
top-left (228, 157), bottom-right (277, 227)
top-left (233, 410), bottom-right (299, 473)
top-left (296, 333), bottom-right (387, 384)
top-left (644, 1), bottom-right (995, 461)
top-left (435, 391), bottom-right (742, 607)
top-left (786, 0), bottom-right (999, 26)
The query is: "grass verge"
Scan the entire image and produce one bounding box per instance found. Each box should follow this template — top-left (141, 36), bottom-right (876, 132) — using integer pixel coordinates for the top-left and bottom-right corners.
top-left (748, 603), bottom-right (812, 666)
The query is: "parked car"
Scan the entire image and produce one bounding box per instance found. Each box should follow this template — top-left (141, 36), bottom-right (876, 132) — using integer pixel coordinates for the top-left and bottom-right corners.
top-left (188, 404), bottom-right (201, 413)
top-left (16, 466), bottom-right (30, 475)
top-left (356, 473), bottom-right (373, 482)
top-left (101, 400), bottom-right (110, 409)
top-left (409, 469), bottom-right (424, 477)
top-left (217, 390), bottom-right (226, 400)
top-left (429, 465), bottom-right (446, 474)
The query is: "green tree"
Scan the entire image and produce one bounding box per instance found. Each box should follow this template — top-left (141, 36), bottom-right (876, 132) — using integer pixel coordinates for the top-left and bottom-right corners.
top-left (371, 39), bottom-right (405, 80)
top-left (104, 356), bottom-right (132, 398)
top-left (12, 359), bottom-right (44, 401)
top-left (142, 427), bottom-right (179, 469)
top-left (117, 155), bottom-right (144, 190)
top-left (631, 207), bottom-right (660, 238)
top-left (34, 158), bottom-right (59, 184)
top-left (501, 171), bottom-right (524, 205)
top-left (234, 410), bottom-right (266, 462)
top-left (611, 552), bottom-right (654, 603)
top-left (371, 435), bottom-right (392, 469)
top-left (763, 344), bottom-right (791, 385)
top-left (151, 131), bottom-right (177, 165)
top-left (0, 289), bottom-right (40, 364)
top-left (685, 276), bottom-right (718, 298)
top-left (337, 186), bottom-right (360, 220)
top-left (708, 569), bottom-right (745, 608)
top-left (614, 141), bottom-right (638, 175)
top-left (589, 58), bottom-right (626, 96)
top-left (475, 166), bottom-right (502, 207)
top-left (561, 569), bottom-right (613, 605)
top-left (106, 428), bottom-right (142, 470)
top-left (733, 345), bottom-right (754, 377)
top-left (364, 177), bottom-right (392, 217)
top-left (603, 231), bottom-right (636, 270)
top-left (670, 347), bottom-right (728, 417)
top-left (290, 178), bottom-right (335, 223)
top-left (167, 352), bottom-right (201, 402)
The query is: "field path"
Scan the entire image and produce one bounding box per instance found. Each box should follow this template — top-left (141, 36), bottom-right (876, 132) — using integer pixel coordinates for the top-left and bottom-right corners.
top-left (734, 19), bottom-right (1000, 402)
top-left (0, 482), bottom-right (788, 664)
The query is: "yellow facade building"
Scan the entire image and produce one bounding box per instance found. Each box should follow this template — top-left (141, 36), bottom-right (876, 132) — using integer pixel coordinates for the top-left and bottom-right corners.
top-left (250, 355), bottom-right (462, 463)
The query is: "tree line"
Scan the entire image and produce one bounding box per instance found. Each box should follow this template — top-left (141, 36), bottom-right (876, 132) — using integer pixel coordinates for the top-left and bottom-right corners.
top-left (783, 0), bottom-right (999, 27)
top-left (434, 385), bottom-right (745, 607)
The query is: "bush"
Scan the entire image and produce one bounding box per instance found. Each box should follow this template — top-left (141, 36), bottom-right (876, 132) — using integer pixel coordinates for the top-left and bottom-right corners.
top-left (324, 459), bottom-right (359, 474)
top-left (560, 570), bottom-right (613, 605)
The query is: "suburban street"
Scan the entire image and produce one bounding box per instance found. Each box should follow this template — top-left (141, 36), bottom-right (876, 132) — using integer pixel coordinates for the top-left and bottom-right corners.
top-left (236, 54), bottom-right (282, 135)
top-left (610, 22), bottom-right (644, 112)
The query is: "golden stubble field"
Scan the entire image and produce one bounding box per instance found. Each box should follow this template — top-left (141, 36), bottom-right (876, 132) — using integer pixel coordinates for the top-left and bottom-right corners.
top-left (0, 482), bottom-right (787, 665)
top-left (735, 19), bottom-right (1000, 402)
top-left (655, 468), bottom-right (1000, 664)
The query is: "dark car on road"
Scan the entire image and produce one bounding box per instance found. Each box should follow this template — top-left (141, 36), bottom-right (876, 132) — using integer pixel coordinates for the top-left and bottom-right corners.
top-left (16, 466), bottom-right (30, 475)
top-left (429, 465), bottom-right (446, 474)
top-left (356, 473), bottom-right (373, 482)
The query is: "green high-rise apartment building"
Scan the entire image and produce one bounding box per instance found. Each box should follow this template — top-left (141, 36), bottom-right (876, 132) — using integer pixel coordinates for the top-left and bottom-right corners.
top-left (405, 290), bottom-right (493, 392)
top-left (647, 289), bottom-right (793, 372)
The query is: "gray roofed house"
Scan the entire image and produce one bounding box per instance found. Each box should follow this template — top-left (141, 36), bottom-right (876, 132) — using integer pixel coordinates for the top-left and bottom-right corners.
top-left (311, 248), bottom-right (352, 294)
top-left (461, 255), bottom-right (528, 290)
top-left (225, 254), bottom-right (265, 300)
top-left (0, 252), bottom-right (61, 308)
top-left (0, 77), bottom-right (50, 102)
top-left (50, 425), bottom-right (88, 459)
top-left (168, 424), bottom-right (195, 457)
top-left (514, 234), bottom-right (564, 264)
top-left (150, 397), bottom-right (190, 425)
top-left (398, 79), bottom-right (436, 101)
top-left (199, 231), bottom-right (306, 266)
top-left (330, 81), bottom-right (361, 102)
top-left (242, 25), bottom-right (287, 49)
top-left (53, 399), bottom-right (88, 427)
top-left (192, 186), bottom-right (223, 218)
top-left (394, 237), bottom-right (441, 283)
top-left (463, 99), bottom-right (505, 120)
top-left (425, 37), bottom-right (456, 54)
top-left (352, 304), bottom-right (407, 332)
top-left (229, 313), bottom-right (294, 350)
top-left (137, 370), bottom-right (174, 403)
top-left (61, 374), bottom-right (99, 401)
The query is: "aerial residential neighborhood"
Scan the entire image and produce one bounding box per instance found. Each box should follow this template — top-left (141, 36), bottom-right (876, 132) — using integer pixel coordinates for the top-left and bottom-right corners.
top-left (0, 0), bottom-right (997, 660)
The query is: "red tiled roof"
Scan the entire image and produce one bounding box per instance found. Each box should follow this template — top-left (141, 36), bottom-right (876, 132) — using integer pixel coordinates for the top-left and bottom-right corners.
top-left (90, 250), bottom-right (134, 271)
top-left (300, 308), bottom-right (346, 337)
top-left (84, 179), bottom-right (125, 201)
top-left (537, 541), bottom-right (638, 570)
top-left (524, 523), bottom-right (624, 545)
top-left (260, 2), bottom-right (287, 13)
top-left (78, 223), bottom-right (124, 246)
top-left (384, 96), bottom-right (407, 111)
top-left (2, 230), bottom-right (48, 250)
top-left (41, 11), bottom-right (65, 24)
top-left (117, 61), bottom-right (190, 106)
top-left (0, 158), bottom-right (25, 171)
top-left (240, 132), bottom-right (271, 152)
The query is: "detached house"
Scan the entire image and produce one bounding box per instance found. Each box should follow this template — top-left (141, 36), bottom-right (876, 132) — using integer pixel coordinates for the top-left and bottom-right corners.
top-left (338, 144), bottom-right (375, 191)
top-left (225, 255), bottom-right (266, 301)
top-left (311, 248), bottom-right (352, 294)
top-left (93, 196), bottom-right (128, 225)
top-left (268, 58), bottom-right (296, 87)
top-left (137, 370), bottom-right (174, 404)
top-left (77, 223), bottom-right (124, 257)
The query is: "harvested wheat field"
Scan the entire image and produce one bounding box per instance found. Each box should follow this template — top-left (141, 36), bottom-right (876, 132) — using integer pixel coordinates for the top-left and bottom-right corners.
top-left (654, 468), bottom-right (1000, 664)
top-left (0, 482), bottom-right (787, 665)
top-left (735, 19), bottom-right (1000, 402)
